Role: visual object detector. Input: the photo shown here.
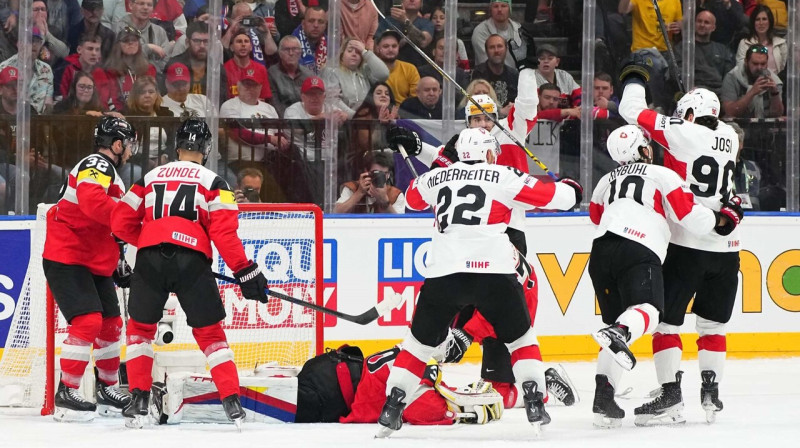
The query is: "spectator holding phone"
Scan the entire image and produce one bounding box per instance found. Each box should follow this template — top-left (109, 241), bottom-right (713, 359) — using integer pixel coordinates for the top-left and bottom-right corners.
top-left (720, 44), bottom-right (784, 119)
top-left (334, 150), bottom-right (405, 214)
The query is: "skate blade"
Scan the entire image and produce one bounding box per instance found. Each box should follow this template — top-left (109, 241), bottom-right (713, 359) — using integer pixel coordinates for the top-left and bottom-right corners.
top-left (550, 364), bottom-right (580, 406)
top-left (53, 407), bottom-right (96, 423)
top-left (97, 404), bottom-right (124, 417)
top-left (591, 332), bottom-right (635, 371)
top-left (634, 404), bottom-right (686, 427)
top-left (375, 425), bottom-right (396, 439)
top-left (124, 414), bottom-right (149, 429)
top-left (529, 421), bottom-right (542, 437)
top-left (593, 413), bottom-right (622, 429)
top-left (233, 418), bottom-right (243, 432)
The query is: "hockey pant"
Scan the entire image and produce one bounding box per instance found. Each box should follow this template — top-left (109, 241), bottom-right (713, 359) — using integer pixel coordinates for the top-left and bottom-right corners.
top-left (60, 313), bottom-right (123, 388)
top-left (126, 319), bottom-right (240, 399)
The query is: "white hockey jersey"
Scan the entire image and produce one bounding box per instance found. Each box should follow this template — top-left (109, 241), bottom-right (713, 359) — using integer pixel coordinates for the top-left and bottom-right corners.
top-left (590, 162), bottom-right (718, 262)
top-left (406, 161), bottom-right (576, 278)
top-left (619, 83), bottom-right (741, 252)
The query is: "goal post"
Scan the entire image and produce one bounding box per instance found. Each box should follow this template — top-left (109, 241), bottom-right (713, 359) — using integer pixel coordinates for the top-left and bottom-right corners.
top-left (0, 203), bottom-right (324, 415)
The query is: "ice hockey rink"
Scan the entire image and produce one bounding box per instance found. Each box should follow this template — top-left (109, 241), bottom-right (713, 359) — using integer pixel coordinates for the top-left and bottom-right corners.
top-left (1, 357), bottom-right (798, 448)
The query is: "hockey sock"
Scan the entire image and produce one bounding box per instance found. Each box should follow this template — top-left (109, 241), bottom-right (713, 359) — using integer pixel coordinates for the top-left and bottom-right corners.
top-left (696, 317), bottom-right (726, 382)
top-left (652, 323), bottom-right (682, 385)
top-left (487, 381), bottom-right (520, 408)
top-left (597, 349), bottom-right (624, 390)
top-left (60, 312), bottom-right (103, 388)
top-left (94, 316), bottom-right (123, 386)
top-left (506, 328), bottom-right (546, 400)
top-left (193, 323), bottom-right (240, 399)
top-left (125, 319), bottom-right (157, 392)
top-left (386, 333), bottom-right (435, 401)
top-left (616, 304), bottom-right (659, 343)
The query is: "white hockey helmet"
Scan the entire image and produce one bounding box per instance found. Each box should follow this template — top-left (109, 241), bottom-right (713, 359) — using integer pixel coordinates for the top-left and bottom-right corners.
top-left (456, 128), bottom-right (499, 162)
top-left (464, 94), bottom-right (498, 126)
top-left (606, 124), bottom-right (651, 165)
top-left (675, 88), bottom-right (720, 120)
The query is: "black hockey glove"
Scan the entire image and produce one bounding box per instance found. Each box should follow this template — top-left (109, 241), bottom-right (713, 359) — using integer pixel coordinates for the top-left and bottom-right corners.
top-left (234, 262), bottom-right (269, 303)
top-left (112, 241), bottom-right (132, 288)
top-left (387, 125), bottom-right (422, 156)
top-left (714, 196), bottom-right (744, 236)
top-left (558, 176), bottom-right (583, 208)
top-left (443, 328), bottom-right (474, 363)
top-left (619, 50), bottom-right (654, 86)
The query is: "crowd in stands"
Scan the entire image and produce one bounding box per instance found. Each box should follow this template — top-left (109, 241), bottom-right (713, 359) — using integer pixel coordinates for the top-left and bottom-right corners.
top-left (0, 0), bottom-right (792, 214)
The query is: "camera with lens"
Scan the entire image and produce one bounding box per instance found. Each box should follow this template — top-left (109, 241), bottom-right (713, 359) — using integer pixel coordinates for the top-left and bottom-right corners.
top-left (156, 297), bottom-right (177, 346)
top-left (241, 16), bottom-right (262, 28)
top-left (243, 186), bottom-right (260, 202)
top-left (370, 170), bottom-right (388, 188)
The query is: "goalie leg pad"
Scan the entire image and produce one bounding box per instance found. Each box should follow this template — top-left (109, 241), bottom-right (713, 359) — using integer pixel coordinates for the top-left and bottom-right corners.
top-left (193, 323), bottom-right (240, 399)
top-left (436, 381), bottom-right (504, 424)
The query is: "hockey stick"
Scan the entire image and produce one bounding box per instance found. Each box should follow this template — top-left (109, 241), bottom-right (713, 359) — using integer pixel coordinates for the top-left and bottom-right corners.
top-left (652, 0), bottom-right (685, 93)
top-left (397, 143), bottom-right (419, 178)
top-left (369, 0), bottom-right (557, 180)
top-left (213, 272), bottom-right (404, 325)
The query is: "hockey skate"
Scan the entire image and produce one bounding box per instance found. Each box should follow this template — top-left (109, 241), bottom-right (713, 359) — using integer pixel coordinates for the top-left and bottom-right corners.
top-left (700, 370), bottom-right (723, 423)
top-left (222, 394), bottom-right (246, 430)
top-left (545, 365), bottom-right (579, 406)
top-left (521, 381), bottom-right (550, 436)
top-left (376, 387), bottom-right (407, 439)
top-left (96, 381), bottom-right (131, 417)
top-left (122, 388), bottom-right (151, 429)
top-left (592, 324), bottom-right (636, 371)
top-left (592, 375), bottom-right (624, 428)
top-left (634, 371), bottom-right (685, 426)
top-left (53, 381), bottom-right (97, 423)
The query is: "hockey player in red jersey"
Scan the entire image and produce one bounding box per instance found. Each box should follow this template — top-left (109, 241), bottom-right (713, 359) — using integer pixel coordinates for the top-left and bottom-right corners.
top-left (618, 57), bottom-right (745, 425)
top-left (376, 128), bottom-right (582, 438)
top-left (42, 116), bottom-right (138, 422)
top-left (588, 124), bottom-right (742, 428)
top-left (110, 119), bottom-right (269, 429)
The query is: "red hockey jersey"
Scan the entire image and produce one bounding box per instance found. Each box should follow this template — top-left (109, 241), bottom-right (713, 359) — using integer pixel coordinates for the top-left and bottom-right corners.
top-left (43, 153), bottom-right (126, 276)
top-left (110, 160), bottom-right (250, 272)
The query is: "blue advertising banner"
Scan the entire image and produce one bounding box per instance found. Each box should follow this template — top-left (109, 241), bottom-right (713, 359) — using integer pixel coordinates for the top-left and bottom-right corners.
top-left (0, 230), bottom-right (31, 345)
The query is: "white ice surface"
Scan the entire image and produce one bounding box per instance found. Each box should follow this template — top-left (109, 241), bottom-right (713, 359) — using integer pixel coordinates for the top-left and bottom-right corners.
top-left (1, 358), bottom-right (798, 448)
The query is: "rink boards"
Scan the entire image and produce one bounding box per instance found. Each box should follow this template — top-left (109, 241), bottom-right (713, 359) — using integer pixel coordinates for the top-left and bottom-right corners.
top-left (1, 213), bottom-right (799, 362)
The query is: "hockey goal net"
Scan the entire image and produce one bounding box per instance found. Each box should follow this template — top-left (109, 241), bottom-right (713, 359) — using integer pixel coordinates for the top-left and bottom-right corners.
top-left (0, 202), bottom-right (323, 414)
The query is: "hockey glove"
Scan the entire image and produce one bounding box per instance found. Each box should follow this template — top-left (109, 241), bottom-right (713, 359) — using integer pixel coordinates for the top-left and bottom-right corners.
top-left (431, 134), bottom-right (460, 170)
top-left (443, 328), bottom-right (473, 363)
top-left (234, 262), bottom-right (269, 303)
top-left (714, 196), bottom-right (744, 236)
top-left (619, 50), bottom-right (654, 86)
top-left (558, 176), bottom-right (583, 208)
top-left (112, 242), bottom-right (132, 288)
top-left (387, 126), bottom-right (422, 156)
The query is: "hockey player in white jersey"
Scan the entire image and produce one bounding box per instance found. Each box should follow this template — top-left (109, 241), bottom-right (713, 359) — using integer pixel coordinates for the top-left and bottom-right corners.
top-left (376, 128), bottom-right (582, 438)
top-left (588, 124), bottom-right (742, 428)
top-left (618, 57), bottom-right (745, 425)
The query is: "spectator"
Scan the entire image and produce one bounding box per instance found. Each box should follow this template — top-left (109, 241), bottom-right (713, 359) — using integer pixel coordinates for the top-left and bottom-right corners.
top-left (0, 66), bottom-right (25, 115)
top-left (533, 44), bottom-right (581, 109)
top-left (0, 28), bottom-right (54, 114)
top-left (52, 70), bottom-right (106, 116)
top-left (42, 0), bottom-right (73, 43)
top-left (744, 0), bottom-right (787, 35)
top-left (471, 34), bottom-right (519, 116)
top-left (220, 71), bottom-right (287, 165)
top-left (224, 31), bottom-right (273, 102)
top-left (55, 34), bottom-right (104, 101)
top-left (101, 0), bottom-right (126, 29)
top-left (536, 82), bottom-right (580, 122)
top-left (0, 1), bottom-right (16, 40)
top-left (274, 0), bottom-right (317, 40)
top-left (161, 62), bottom-right (211, 118)
top-left (123, 76), bottom-right (172, 167)
top-left (470, 0), bottom-right (527, 68)
top-left (619, 0), bottom-right (682, 55)
top-left (455, 78), bottom-right (498, 120)
top-left (165, 22), bottom-right (228, 104)
top-left (67, 0), bottom-right (115, 61)
top-left (735, 5), bottom-right (786, 75)
top-left (427, 6), bottom-right (469, 70)
top-left (691, 10), bottom-right (735, 97)
top-left (150, 0), bottom-right (187, 41)
top-left (321, 37), bottom-right (389, 112)
top-left (97, 27), bottom-right (157, 111)
top-left (399, 76), bottom-right (441, 119)
top-left (268, 35), bottom-right (312, 116)
top-left (334, 150), bottom-right (405, 214)
top-left (31, 0), bottom-right (69, 67)
top-left (375, 0), bottom-right (433, 67)
top-left (0, 66), bottom-right (25, 212)
top-left (374, 30), bottom-right (419, 105)
top-left (340, 0), bottom-right (379, 50)
top-left (293, 6), bottom-right (328, 75)
top-left (221, 1), bottom-right (278, 68)
top-left (720, 44), bottom-right (784, 118)
top-left (234, 167), bottom-right (266, 203)
top-left (697, 0), bottom-right (748, 47)
top-left (592, 72), bottom-right (619, 119)
top-left (115, 0), bottom-right (172, 71)
top-left (349, 81), bottom-right (398, 174)
top-left (419, 36), bottom-right (469, 94)
top-left (169, 6), bottom-right (223, 57)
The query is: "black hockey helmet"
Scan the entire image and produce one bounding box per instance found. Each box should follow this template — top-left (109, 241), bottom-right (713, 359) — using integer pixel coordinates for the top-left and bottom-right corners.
top-left (175, 118), bottom-right (212, 165)
top-left (94, 116), bottom-right (138, 166)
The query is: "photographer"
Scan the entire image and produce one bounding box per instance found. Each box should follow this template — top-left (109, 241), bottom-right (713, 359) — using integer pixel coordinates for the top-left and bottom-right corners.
top-left (221, 1), bottom-right (278, 64)
top-left (720, 44), bottom-right (784, 119)
top-left (334, 151), bottom-right (405, 214)
top-left (234, 167), bottom-right (265, 203)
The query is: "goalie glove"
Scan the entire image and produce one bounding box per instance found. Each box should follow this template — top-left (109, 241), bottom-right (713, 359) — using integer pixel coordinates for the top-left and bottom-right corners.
top-left (234, 262), bottom-right (269, 303)
top-left (436, 380), bottom-right (503, 424)
top-left (387, 125), bottom-right (422, 156)
top-left (112, 241), bottom-right (132, 288)
top-left (714, 196), bottom-right (744, 236)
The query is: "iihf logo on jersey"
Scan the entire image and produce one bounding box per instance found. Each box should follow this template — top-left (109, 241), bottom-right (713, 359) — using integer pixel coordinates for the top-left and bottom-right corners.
top-left (466, 260), bottom-right (491, 269)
